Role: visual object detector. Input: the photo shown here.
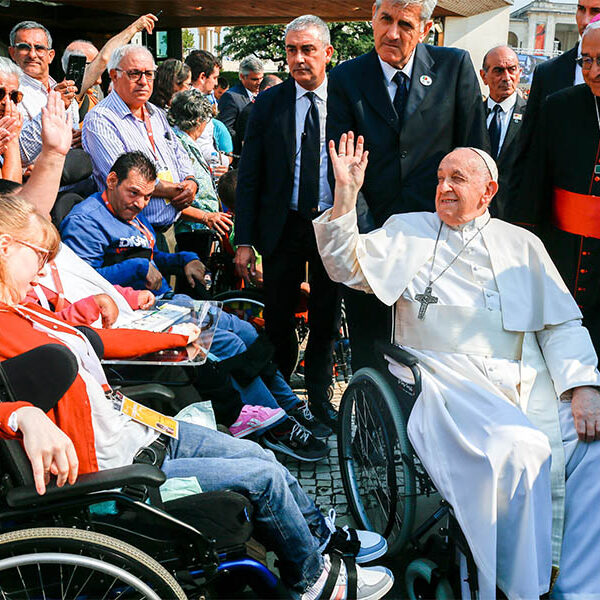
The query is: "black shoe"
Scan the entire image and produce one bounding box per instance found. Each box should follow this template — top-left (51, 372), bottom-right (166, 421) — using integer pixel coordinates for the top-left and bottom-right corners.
top-left (263, 421), bottom-right (330, 462)
top-left (309, 401), bottom-right (339, 429)
top-left (288, 401), bottom-right (333, 440)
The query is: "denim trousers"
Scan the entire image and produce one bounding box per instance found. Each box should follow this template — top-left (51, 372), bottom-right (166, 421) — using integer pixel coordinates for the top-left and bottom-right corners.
top-left (209, 311), bottom-right (300, 413)
top-left (161, 421), bottom-right (329, 591)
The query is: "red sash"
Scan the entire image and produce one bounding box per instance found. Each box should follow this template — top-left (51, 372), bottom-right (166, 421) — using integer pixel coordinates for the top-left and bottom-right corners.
top-left (552, 187), bottom-right (600, 238)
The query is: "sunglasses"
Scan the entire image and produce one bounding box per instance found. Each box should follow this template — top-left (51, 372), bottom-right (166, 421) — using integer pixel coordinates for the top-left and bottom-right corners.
top-left (13, 42), bottom-right (50, 54)
top-left (0, 88), bottom-right (23, 105)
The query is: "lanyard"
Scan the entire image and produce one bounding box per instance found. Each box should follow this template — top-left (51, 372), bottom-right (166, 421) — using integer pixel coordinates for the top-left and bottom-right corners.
top-left (101, 191), bottom-right (155, 260)
top-left (48, 260), bottom-right (66, 312)
top-left (141, 105), bottom-right (157, 159)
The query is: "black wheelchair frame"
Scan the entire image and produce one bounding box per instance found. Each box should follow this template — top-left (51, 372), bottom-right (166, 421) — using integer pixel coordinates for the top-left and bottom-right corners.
top-left (0, 362), bottom-right (287, 599)
top-left (338, 341), bottom-right (479, 600)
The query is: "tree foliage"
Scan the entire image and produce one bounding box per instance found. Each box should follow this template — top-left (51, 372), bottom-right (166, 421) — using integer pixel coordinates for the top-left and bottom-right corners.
top-left (182, 29), bottom-right (196, 57)
top-left (217, 21), bottom-right (373, 70)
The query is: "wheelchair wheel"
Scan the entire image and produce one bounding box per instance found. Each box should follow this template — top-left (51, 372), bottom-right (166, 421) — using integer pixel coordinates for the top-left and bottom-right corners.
top-left (214, 289), bottom-right (301, 374)
top-left (0, 527), bottom-right (186, 599)
top-left (405, 558), bottom-right (454, 600)
top-left (339, 368), bottom-right (416, 556)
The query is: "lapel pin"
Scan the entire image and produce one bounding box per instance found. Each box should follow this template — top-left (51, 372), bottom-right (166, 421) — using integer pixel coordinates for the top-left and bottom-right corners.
top-left (513, 113), bottom-right (523, 122)
top-left (420, 75), bottom-right (432, 86)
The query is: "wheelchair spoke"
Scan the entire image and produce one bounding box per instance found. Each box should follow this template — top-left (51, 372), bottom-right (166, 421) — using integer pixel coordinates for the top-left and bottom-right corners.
top-left (35, 560), bottom-right (47, 600)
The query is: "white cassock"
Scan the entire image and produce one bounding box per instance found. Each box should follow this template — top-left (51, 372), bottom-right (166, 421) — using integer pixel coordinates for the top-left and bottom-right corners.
top-left (314, 208), bottom-right (600, 600)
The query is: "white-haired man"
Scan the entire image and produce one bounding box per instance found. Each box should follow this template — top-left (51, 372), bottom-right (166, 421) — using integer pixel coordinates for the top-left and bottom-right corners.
top-left (315, 133), bottom-right (600, 598)
top-left (326, 0), bottom-right (489, 379)
top-left (218, 55), bottom-right (264, 148)
top-left (82, 45), bottom-right (197, 243)
top-left (61, 14), bottom-right (157, 121)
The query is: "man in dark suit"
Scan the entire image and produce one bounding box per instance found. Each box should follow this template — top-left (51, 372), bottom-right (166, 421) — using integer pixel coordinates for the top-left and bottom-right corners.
top-left (218, 56), bottom-right (263, 152)
top-left (234, 16), bottom-right (340, 428)
top-left (516, 0), bottom-right (600, 188)
top-left (326, 0), bottom-right (488, 372)
top-left (480, 45), bottom-right (526, 220)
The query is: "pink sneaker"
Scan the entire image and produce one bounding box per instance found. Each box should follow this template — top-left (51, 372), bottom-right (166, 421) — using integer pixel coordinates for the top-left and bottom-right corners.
top-left (229, 405), bottom-right (286, 438)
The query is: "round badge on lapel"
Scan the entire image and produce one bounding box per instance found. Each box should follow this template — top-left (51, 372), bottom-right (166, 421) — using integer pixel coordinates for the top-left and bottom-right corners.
top-left (420, 75), bottom-right (432, 87)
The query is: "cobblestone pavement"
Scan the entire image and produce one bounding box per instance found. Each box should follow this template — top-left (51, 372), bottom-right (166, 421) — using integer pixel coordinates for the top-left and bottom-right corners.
top-left (278, 378), bottom-right (353, 526)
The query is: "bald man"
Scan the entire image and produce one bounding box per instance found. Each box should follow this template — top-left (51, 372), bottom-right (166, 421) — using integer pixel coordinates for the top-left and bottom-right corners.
top-left (480, 45), bottom-right (526, 219)
top-left (314, 137), bottom-right (600, 598)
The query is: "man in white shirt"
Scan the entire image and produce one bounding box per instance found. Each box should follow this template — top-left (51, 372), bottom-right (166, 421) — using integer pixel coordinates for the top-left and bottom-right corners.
top-left (314, 137), bottom-right (600, 599)
top-left (480, 45), bottom-right (526, 219)
top-left (8, 21), bottom-right (79, 125)
top-left (234, 15), bottom-right (340, 428)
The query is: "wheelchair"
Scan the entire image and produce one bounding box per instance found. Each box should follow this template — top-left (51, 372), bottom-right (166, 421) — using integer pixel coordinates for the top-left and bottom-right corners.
top-left (0, 348), bottom-right (287, 599)
top-left (338, 341), bottom-right (479, 600)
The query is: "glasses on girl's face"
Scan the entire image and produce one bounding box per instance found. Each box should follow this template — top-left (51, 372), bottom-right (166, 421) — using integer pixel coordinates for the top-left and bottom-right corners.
top-left (0, 88), bottom-right (23, 105)
top-left (12, 238), bottom-right (50, 269)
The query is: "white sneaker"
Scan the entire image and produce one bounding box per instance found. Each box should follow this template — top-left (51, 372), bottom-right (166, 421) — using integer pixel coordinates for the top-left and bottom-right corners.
top-left (322, 509), bottom-right (388, 564)
top-left (302, 554), bottom-right (394, 600)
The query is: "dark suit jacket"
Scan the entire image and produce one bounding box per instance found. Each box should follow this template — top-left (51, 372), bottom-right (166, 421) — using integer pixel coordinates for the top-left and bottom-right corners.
top-left (218, 82), bottom-right (252, 144)
top-left (508, 45), bottom-right (577, 222)
top-left (519, 45), bottom-right (577, 157)
top-left (485, 93), bottom-right (527, 220)
top-left (235, 77), bottom-right (298, 256)
top-left (327, 46), bottom-right (489, 229)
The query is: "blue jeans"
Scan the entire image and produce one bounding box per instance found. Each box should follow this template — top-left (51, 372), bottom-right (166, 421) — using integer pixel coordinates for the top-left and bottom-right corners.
top-left (161, 421), bottom-right (329, 591)
top-left (210, 311), bottom-right (300, 413)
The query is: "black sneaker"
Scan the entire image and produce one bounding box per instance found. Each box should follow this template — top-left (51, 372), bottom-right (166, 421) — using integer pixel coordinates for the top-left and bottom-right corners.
top-left (263, 421), bottom-right (330, 462)
top-left (310, 401), bottom-right (339, 429)
top-left (289, 401), bottom-right (333, 440)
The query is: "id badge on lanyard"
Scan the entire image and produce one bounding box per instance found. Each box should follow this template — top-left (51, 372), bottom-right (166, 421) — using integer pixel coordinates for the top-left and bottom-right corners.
top-left (108, 389), bottom-right (179, 439)
top-left (141, 106), bottom-right (174, 197)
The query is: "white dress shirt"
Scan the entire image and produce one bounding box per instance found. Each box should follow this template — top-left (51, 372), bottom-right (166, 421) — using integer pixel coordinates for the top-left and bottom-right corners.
top-left (486, 92), bottom-right (518, 154)
top-left (18, 72), bottom-right (79, 126)
top-left (290, 77), bottom-right (332, 213)
top-left (378, 51), bottom-right (416, 103)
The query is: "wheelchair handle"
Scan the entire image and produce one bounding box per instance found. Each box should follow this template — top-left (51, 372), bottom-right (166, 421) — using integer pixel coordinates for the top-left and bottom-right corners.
top-left (375, 340), bottom-right (422, 398)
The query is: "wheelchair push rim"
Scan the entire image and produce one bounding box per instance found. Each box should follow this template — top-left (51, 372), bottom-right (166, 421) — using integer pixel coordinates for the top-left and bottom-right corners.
top-left (338, 367), bottom-right (417, 557)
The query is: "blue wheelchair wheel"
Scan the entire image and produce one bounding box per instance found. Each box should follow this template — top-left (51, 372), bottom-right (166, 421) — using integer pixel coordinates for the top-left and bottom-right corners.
top-left (338, 368), bottom-right (416, 556)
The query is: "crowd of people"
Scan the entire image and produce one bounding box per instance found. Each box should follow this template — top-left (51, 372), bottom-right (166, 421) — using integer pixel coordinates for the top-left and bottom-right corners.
top-left (0, 0), bottom-right (599, 597)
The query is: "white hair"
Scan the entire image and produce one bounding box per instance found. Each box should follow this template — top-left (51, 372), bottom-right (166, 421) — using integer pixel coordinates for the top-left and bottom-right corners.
top-left (61, 40), bottom-right (95, 73)
top-left (107, 45), bottom-right (155, 73)
top-left (0, 57), bottom-right (22, 82)
top-left (458, 147), bottom-right (498, 182)
top-left (373, 0), bottom-right (437, 22)
top-left (582, 20), bottom-right (600, 42)
top-left (239, 56), bottom-right (264, 75)
top-left (284, 15), bottom-right (331, 47)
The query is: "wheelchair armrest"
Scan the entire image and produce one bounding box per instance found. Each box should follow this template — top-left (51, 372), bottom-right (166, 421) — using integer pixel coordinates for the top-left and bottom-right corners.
top-left (6, 463), bottom-right (166, 508)
top-left (118, 384), bottom-right (176, 403)
top-left (375, 341), bottom-right (419, 367)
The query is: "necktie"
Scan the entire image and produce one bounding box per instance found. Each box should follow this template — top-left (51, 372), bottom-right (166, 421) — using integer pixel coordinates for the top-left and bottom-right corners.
top-left (488, 104), bottom-right (503, 159)
top-left (392, 71), bottom-right (408, 126)
top-left (298, 91), bottom-right (320, 219)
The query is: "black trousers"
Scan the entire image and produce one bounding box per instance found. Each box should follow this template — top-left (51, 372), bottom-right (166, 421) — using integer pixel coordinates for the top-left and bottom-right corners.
top-left (262, 211), bottom-right (341, 406)
top-left (343, 286), bottom-right (392, 373)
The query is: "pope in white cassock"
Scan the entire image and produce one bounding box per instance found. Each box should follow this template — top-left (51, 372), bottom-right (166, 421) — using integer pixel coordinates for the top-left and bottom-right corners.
top-left (313, 133), bottom-right (600, 600)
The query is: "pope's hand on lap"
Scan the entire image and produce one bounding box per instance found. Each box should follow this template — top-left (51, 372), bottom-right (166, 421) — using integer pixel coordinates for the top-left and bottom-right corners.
top-left (571, 386), bottom-right (600, 443)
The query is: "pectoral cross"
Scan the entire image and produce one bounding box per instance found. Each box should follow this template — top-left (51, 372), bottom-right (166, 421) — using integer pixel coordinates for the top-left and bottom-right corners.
top-left (415, 286), bottom-right (438, 320)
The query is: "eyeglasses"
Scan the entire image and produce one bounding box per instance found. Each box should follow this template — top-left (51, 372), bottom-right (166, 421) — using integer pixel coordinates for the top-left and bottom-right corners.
top-left (576, 56), bottom-right (600, 70)
top-left (115, 68), bottom-right (156, 82)
top-left (0, 88), bottom-right (23, 105)
top-left (12, 238), bottom-right (50, 269)
top-left (13, 42), bottom-right (51, 54)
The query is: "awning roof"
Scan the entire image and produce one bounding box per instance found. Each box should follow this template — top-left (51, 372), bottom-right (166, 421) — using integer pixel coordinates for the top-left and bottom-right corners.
top-left (6, 0), bottom-right (513, 32)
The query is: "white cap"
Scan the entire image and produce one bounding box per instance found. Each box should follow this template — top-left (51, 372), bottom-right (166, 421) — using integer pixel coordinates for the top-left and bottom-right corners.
top-left (466, 147), bottom-right (498, 182)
